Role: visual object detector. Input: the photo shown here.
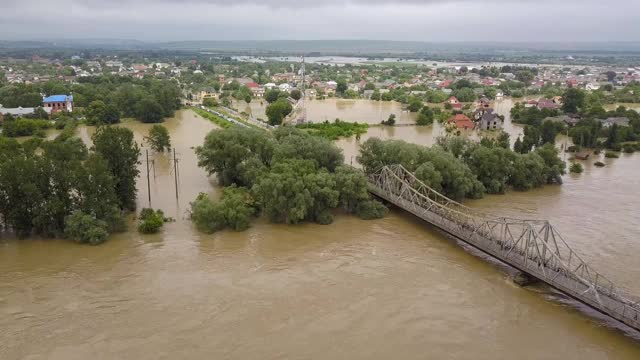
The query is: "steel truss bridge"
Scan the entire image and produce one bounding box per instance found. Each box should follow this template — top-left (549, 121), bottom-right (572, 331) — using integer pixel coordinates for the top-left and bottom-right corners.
top-left (367, 164), bottom-right (640, 331)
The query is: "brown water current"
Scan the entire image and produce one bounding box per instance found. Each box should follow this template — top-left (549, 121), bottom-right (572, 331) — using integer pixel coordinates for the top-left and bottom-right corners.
top-left (1, 109), bottom-right (640, 359)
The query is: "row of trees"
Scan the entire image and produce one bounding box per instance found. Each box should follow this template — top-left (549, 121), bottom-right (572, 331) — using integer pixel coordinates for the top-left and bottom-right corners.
top-left (513, 87), bottom-right (640, 151)
top-left (0, 112), bottom-right (53, 137)
top-left (0, 127), bottom-right (140, 242)
top-left (79, 76), bottom-right (182, 124)
top-left (0, 76), bottom-right (182, 125)
top-left (191, 127), bottom-right (387, 232)
top-left (358, 135), bottom-right (565, 200)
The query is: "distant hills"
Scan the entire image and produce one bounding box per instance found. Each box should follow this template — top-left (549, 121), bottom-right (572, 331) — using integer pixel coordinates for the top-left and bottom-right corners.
top-left (2, 39), bottom-right (640, 56)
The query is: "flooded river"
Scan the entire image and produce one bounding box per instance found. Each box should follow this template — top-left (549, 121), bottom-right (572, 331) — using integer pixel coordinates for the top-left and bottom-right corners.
top-left (1, 109), bottom-right (640, 359)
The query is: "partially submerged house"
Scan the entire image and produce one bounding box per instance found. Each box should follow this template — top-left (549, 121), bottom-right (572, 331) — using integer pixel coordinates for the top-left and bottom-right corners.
top-left (473, 108), bottom-right (503, 130)
top-left (448, 114), bottom-right (475, 130)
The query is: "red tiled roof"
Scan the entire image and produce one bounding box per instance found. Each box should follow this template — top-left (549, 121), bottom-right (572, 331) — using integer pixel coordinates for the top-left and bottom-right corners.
top-left (448, 114), bottom-right (475, 129)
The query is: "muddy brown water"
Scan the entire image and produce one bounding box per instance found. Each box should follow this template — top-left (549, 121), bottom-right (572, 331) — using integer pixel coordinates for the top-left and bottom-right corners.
top-left (1, 109), bottom-right (639, 359)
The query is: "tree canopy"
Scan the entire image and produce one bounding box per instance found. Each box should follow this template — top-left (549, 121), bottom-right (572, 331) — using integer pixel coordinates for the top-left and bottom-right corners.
top-left (265, 98), bottom-right (293, 126)
top-left (145, 124), bottom-right (171, 152)
top-left (193, 127), bottom-right (386, 232)
top-left (92, 126), bottom-right (141, 211)
top-left (0, 132), bottom-right (130, 242)
top-left (359, 136), bottom-right (566, 200)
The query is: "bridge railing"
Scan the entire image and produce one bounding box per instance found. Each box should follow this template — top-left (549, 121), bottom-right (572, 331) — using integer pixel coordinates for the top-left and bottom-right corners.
top-left (368, 164), bottom-right (640, 330)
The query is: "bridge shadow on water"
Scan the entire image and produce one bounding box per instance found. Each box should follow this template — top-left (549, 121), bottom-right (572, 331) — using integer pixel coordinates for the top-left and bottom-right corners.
top-left (381, 199), bottom-right (640, 341)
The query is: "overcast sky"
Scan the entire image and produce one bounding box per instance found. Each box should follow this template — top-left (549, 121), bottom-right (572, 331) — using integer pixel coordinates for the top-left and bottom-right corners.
top-left (1, 0), bottom-right (638, 42)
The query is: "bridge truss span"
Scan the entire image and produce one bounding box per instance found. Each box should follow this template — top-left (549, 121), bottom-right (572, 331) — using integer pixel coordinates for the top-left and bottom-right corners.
top-left (368, 164), bottom-right (640, 331)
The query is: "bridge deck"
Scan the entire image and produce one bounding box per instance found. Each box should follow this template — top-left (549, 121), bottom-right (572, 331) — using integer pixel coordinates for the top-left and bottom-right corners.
top-left (368, 164), bottom-right (640, 331)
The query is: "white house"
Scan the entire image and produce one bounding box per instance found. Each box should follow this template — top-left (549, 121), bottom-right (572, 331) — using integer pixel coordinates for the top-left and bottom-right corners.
top-left (586, 83), bottom-right (601, 91)
top-left (278, 83), bottom-right (292, 92)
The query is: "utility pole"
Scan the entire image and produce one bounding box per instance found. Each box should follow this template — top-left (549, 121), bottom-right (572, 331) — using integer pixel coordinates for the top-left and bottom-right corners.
top-left (172, 148), bottom-right (180, 201)
top-left (145, 150), bottom-right (152, 207)
top-left (564, 128), bottom-right (569, 162)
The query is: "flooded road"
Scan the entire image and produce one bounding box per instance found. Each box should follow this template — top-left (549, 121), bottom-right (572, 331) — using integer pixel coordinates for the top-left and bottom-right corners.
top-left (1, 109), bottom-right (640, 359)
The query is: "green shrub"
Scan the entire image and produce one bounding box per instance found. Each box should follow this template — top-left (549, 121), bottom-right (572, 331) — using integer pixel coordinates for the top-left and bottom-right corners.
top-left (569, 162), bottom-right (583, 174)
top-left (604, 151), bottom-right (619, 158)
top-left (356, 200), bottom-right (388, 220)
top-left (609, 143), bottom-right (622, 152)
top-left (594, 161), bottom-right (605, 167)
top-left (622, 143), bottom-right (635, 153)
top-left (2, 118), bottom-right (52, 137)
top-left (203, 98), bottom-right (218, 107)
top-left (64, 211), bottom-right (109, 245)
top-left (137, 208), bottom-right (166, 234)
top-left (33, 129), bottom-right (47, 138)
top-left (190, 187), bottom-right (254, 233)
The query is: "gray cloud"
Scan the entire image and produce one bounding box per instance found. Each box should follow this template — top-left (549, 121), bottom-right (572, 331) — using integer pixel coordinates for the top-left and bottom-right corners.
top-left (0, 0), bottom-right (607, 9)
top-left (0, 0), bottom-right (637, 42)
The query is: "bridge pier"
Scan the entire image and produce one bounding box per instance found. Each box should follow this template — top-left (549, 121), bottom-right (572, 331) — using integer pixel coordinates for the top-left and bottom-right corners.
top-left (513, 272), bottom-right (538, 287)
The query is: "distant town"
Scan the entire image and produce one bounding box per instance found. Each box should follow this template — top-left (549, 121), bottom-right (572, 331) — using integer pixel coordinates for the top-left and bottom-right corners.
top-left (1, 49), bottom-right (639, 142)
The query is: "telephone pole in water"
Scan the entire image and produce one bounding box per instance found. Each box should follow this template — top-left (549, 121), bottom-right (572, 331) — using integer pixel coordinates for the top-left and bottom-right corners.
top-left (172, 148), bottom-right (180, 201)
top-left (145, 150), bottom-right (154, 207)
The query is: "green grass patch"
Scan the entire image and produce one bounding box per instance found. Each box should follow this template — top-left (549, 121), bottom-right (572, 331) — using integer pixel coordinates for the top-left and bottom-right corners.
top-left (296, 119), bottom-right (368, 140)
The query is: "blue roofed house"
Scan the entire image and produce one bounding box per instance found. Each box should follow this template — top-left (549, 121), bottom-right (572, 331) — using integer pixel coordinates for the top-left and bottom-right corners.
top-left (43, 94), bottom-right (73, 113)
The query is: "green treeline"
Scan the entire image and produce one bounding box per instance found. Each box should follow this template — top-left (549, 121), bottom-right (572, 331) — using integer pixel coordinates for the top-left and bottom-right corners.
top-left (358, 136), bottom-right (565, 201)
top-left (568, 107), bottom-right (640, 150)
top-left (76, 76), bottom-right (182, 124)
top-left (0, 127), bottom-right (140, 243)
top-left (0, 75), bottom-right (182, 124)
top-left (511, 88), bottom-right (640, 152)
top-left (191, 127), bottom-right (387, 233)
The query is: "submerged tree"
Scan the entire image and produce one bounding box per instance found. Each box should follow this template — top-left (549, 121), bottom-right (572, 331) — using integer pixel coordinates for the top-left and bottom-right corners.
top-left (190, 186), bottom-right (255, 233)
top-left (145, 124), bottom-right (171, 152)
top-left (64, 211), bottom-right (109, 245)
top-left (265, 98), bottom-right (293, 126)
top-left (92, 126), bottom-right (141, 211)
top-left (137, 208), bottom-right (167, 234)
top-left (192, 127), bottom-right (386, 232)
